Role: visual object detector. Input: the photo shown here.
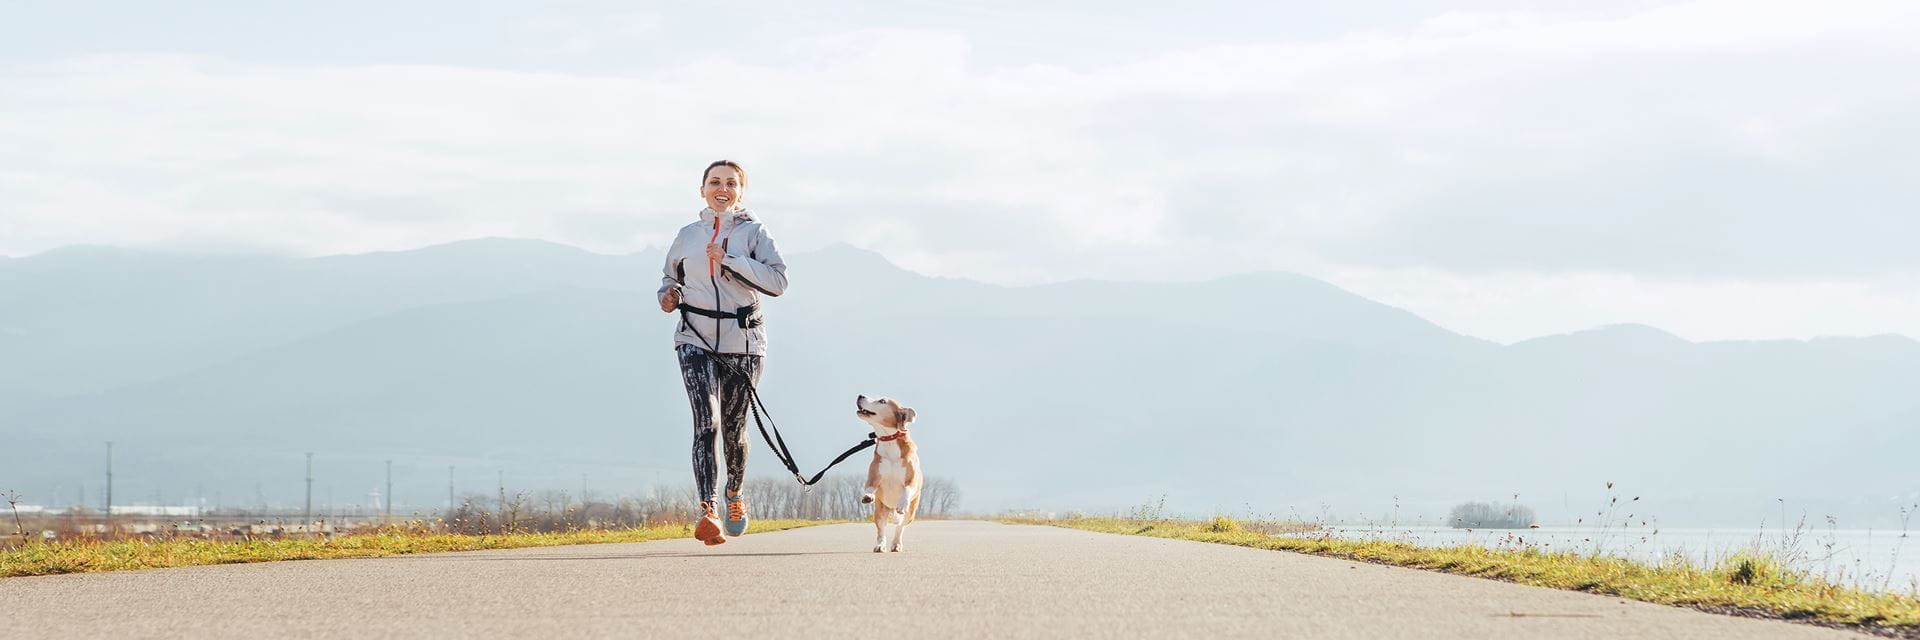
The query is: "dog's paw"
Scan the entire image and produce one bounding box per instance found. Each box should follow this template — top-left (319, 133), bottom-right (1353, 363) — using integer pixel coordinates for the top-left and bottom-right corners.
top-left (893, 507), bottom-right (906, 516)
top-left (860, 493), bottom-right (874, 504)
top-left (872, 545), bottom-right (884, 553)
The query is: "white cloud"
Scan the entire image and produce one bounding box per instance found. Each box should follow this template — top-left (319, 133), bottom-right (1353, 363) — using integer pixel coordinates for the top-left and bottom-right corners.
top-left (1328, 267), bottom-right (1920, 344)
top-left (2, 1), bottom-right (1917, 340)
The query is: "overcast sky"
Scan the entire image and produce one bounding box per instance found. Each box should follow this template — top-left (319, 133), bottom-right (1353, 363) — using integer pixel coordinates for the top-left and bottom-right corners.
top-left (3, 0), bottom-right (1916, 343)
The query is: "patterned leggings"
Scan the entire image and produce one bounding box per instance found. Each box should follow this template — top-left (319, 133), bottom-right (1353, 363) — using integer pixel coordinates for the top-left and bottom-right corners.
top-left (675, 343), bottom-right (762, 507)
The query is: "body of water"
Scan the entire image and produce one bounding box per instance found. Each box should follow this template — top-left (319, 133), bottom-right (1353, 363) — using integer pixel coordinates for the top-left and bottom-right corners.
top-left (1297, 525), bottom-right (1920, 593)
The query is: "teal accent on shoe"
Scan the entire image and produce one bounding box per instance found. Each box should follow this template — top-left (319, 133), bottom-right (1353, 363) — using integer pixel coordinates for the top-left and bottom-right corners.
top-left (724, 494), bottom-right (749, 536)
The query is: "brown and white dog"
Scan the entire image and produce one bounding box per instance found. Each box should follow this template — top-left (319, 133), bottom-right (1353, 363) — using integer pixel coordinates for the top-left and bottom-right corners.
top-left (855, 394), bottom-right (920, 553)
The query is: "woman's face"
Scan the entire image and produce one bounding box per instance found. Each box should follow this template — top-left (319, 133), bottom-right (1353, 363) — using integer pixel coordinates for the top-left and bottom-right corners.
top-left (702, 166), bottom-right (745, 212)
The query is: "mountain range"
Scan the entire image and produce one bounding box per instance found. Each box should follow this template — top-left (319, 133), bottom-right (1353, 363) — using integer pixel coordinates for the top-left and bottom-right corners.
top-left (2, 238), bottom-right (1915, 526)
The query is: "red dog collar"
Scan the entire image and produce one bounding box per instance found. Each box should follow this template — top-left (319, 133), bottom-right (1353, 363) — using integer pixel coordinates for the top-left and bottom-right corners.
top-left (876, 431), bottom-right (906, 442)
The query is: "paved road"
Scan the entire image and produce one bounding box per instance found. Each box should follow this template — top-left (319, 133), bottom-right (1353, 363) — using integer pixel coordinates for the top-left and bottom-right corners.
top-left (0, 521), bottom-right (1864, 639)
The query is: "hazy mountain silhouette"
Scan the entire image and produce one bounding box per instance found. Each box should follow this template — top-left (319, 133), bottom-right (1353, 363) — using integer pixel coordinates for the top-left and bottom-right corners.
top-left (2, 239), bottom-right (1914, 525)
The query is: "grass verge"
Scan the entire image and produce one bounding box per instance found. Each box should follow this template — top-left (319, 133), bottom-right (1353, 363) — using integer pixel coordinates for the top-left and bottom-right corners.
top-left (1007, 516), bottom-right (1920, 636)
top-left (0, 519), bottom-right (832, 578)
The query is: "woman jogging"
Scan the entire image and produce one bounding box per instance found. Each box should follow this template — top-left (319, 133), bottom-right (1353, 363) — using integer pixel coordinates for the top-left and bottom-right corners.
top-left (656, 159), bottom-right (788, 545)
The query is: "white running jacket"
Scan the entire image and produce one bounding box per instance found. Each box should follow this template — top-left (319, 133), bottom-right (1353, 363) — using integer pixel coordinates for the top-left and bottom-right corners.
top-left (658, 208), bottom-right (789, 355)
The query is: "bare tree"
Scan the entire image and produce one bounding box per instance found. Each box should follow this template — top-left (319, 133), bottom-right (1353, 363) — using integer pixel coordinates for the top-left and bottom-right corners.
top-left (1448, 501), bottom-right (1536, 529)
top-left (920, 477), bottom-right (962, 517)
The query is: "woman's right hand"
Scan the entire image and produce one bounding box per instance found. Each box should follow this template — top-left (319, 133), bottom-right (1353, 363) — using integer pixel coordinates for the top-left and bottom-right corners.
top-left (659, 287), bottom-right (681, 313)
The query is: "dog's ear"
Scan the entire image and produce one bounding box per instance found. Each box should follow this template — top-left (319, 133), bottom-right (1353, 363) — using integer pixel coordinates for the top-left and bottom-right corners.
top-left (896, 406), bottom-right (916, 427)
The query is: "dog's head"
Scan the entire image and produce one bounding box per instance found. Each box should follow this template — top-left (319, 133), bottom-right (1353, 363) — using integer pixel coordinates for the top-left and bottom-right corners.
top-left (855, 395), bottom-right (916, 432)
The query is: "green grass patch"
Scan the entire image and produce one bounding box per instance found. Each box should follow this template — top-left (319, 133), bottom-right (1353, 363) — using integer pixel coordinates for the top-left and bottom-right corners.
top-left (0, 520), bottom-right (833, 578)
top-left (1006, 516), bottom-right (1920, 633)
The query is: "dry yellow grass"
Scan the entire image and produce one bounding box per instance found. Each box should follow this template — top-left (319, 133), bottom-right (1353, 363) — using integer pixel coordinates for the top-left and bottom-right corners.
top-left (1009, 516), bottom-right (1920, 634)
top-left (0, 520), bottom-right (832, 578)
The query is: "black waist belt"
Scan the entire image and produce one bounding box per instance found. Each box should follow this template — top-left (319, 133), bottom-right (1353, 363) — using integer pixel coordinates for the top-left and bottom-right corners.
top-left (678, 302), bottom-right (762, 328)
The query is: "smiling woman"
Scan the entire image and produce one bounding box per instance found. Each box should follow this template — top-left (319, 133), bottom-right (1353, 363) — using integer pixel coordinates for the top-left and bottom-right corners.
top-left (655, 159), bottom-right (789, 546)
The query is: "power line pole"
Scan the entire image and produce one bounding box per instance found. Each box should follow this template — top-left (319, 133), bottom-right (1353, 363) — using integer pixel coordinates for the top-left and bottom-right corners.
top-left (384, 460), bottom-right (393, 522)
top-left (303, 452), bottom-right (314, 531)
top-left (104, 441), bottom-right (113, 533)
top-left (447, 465), bottom-right (455, 513)
top-left (496, 470), bottom-right (505, 515)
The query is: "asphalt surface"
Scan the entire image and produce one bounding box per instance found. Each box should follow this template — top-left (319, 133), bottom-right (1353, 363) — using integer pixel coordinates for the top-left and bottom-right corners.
top-left (0, 520), bottom-right (1866, 639)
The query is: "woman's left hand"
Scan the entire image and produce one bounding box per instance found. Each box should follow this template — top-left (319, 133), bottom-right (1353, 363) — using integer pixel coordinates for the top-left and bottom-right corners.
top-left (706, 242), bottom-right (726, 263)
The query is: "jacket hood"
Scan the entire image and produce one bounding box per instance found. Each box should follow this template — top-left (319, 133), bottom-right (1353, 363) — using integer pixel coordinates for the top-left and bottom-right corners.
top-left (698, 208), bottom-right (756, 225)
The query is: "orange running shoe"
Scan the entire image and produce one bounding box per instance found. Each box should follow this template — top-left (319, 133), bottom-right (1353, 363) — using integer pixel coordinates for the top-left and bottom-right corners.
top-left (695, 501), bottom-right (725, 545)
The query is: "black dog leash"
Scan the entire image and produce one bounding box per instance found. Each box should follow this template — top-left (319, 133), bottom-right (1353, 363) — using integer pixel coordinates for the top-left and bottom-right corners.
top-left (677, 249), bottom-right (876, 488)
